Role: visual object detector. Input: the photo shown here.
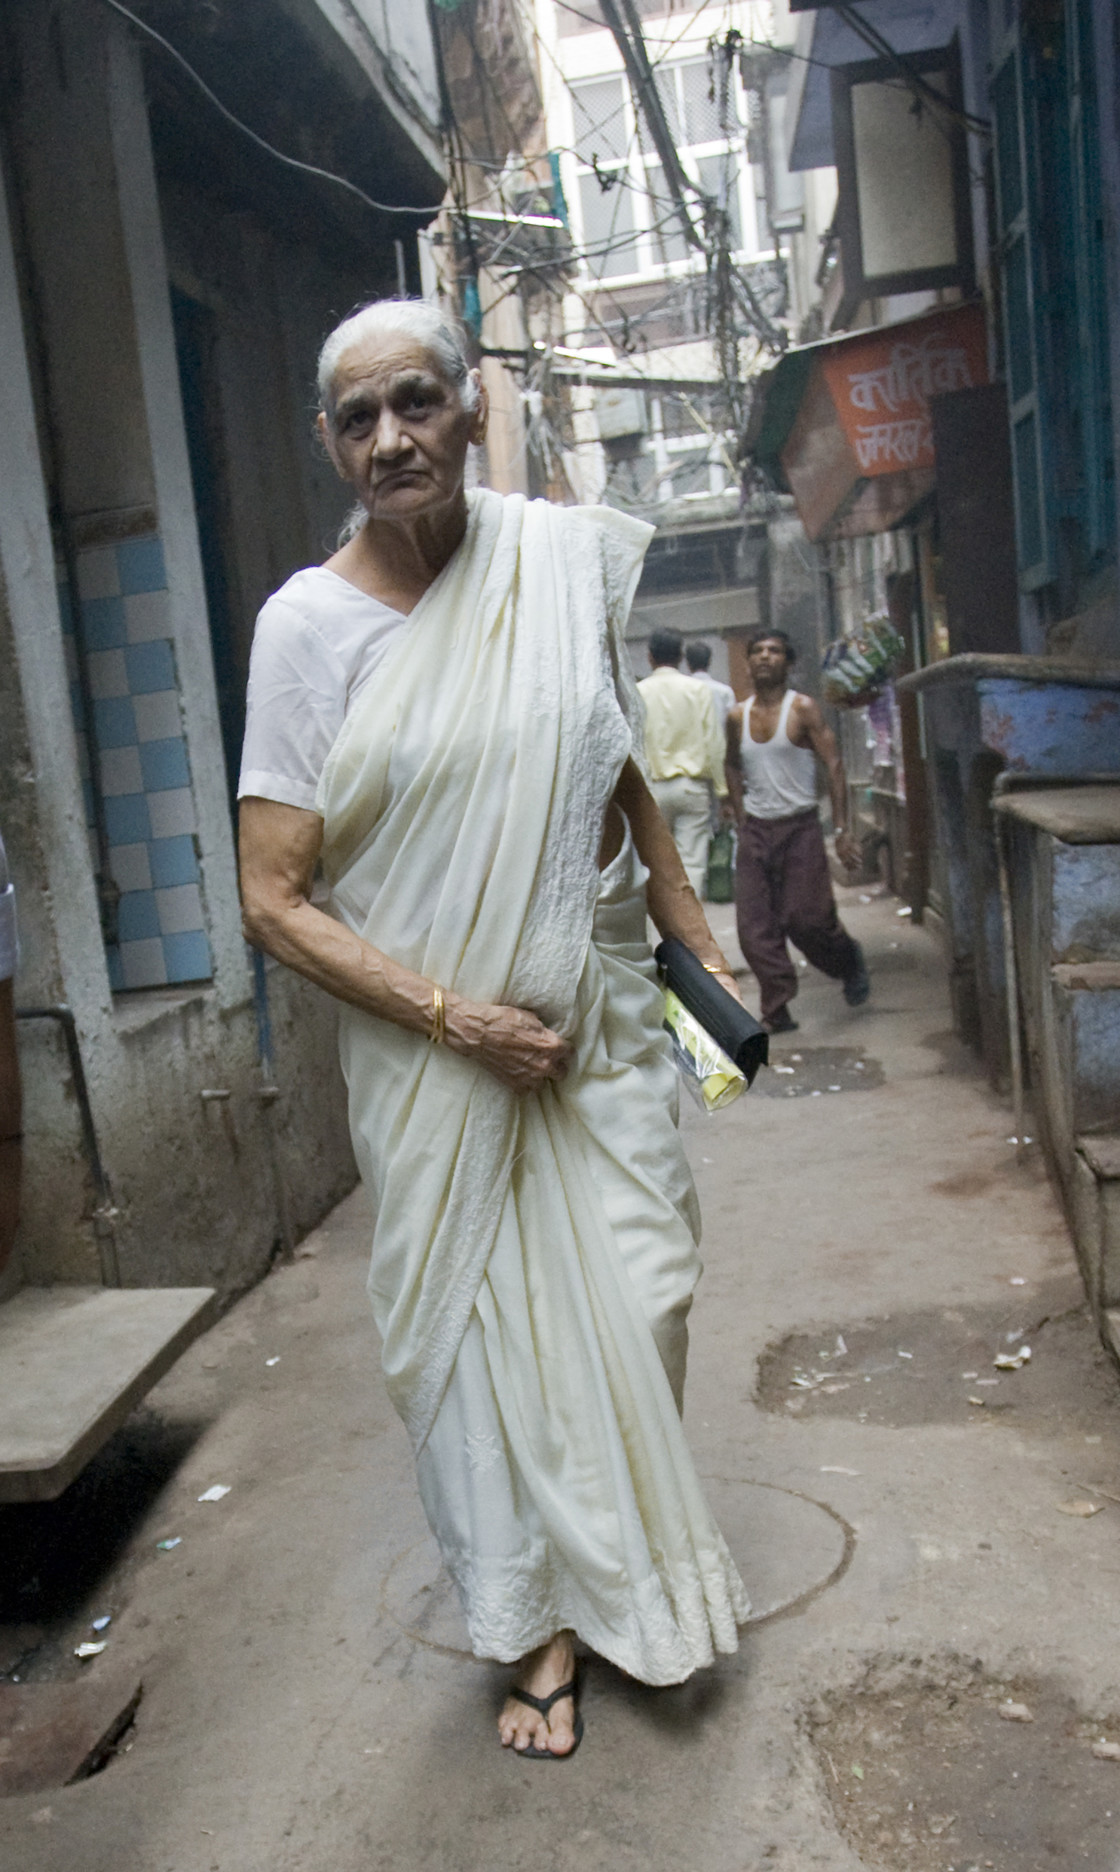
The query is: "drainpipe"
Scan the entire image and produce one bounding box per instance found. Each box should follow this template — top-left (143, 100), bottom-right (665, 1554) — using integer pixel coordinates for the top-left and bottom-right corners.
top-left (251, 948), bottom-right (294, 1259)
top-left (16, 1006), bottom-right (121, 1285)
top-left (992, 819), bottom-right (1026, 1163)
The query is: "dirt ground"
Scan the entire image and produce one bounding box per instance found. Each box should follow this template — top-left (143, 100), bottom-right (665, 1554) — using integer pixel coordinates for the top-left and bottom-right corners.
top-left (810, 1661), bottom-right (1120, 1870)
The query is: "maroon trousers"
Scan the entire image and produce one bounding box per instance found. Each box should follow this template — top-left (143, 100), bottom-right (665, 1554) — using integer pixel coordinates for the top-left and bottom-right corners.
top-left (735, 809), bottom-right (860, 1021)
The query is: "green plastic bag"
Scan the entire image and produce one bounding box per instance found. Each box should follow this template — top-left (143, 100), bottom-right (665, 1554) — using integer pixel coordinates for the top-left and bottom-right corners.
top-left (706, 826), bottom-right (734, 904)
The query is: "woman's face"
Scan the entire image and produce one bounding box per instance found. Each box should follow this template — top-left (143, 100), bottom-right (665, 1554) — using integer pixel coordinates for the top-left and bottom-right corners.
top-left (320, 335), bottom-right (486, 527)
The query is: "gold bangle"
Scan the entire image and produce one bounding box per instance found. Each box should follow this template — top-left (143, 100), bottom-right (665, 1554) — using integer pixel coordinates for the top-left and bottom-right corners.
top-left (702, 962), bottom-right (728, 976)
top-left (429, 985), bottom-right (446, 1046)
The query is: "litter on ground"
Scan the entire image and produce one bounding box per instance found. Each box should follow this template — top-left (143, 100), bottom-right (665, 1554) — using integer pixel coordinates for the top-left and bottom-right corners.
top-left (197, 1484), bottom-right (231, 1503)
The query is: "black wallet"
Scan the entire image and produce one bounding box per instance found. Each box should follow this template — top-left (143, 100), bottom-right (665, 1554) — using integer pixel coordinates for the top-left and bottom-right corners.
top-left (654, 938), bottom-right (769, 1086)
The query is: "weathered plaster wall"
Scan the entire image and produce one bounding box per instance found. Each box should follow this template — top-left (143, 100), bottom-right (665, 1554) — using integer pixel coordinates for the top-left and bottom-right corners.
top-left (0, 3), bottom-right (357, 1303)
top-left (2, 3), bottom-right (155, 522)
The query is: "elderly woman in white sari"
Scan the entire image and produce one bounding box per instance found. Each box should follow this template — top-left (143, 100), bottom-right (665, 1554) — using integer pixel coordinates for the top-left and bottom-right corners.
top-left (238, 299), bottom-right (750, 1760)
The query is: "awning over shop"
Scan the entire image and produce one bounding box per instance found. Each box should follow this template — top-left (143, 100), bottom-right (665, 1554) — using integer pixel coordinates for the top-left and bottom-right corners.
top-left (746, 301), bottom-right (988, 542)
top-left (784, 0), bottom-right (962, 172)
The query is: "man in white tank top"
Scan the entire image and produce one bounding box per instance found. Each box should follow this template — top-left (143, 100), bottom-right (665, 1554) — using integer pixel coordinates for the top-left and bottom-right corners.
top-left (725, 629), bottom-right (868, 1033)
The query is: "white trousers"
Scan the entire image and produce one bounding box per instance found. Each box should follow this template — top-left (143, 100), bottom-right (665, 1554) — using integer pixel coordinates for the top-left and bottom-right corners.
top-left (650, 775), bottom-right (711, 897)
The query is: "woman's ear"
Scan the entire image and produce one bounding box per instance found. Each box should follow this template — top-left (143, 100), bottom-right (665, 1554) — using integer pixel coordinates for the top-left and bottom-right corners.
top-left (317, 410), bottom-right (347, 480)
top-left (469, 373), bottom-right (489, 447)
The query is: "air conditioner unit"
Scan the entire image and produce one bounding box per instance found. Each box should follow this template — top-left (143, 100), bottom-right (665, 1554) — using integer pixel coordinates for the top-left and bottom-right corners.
top-left (595, 387), bottom-right (648, 442)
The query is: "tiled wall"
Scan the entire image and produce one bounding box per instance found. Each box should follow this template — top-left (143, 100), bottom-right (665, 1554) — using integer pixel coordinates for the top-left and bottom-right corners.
top-left (60, 535), bottom-right (214, 992)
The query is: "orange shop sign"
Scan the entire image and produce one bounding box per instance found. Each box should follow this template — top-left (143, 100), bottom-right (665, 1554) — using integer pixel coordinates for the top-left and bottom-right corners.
top-left (776, 302), bottom-right (990, 540)
top-left (820, 303), bottom-right (989, 477)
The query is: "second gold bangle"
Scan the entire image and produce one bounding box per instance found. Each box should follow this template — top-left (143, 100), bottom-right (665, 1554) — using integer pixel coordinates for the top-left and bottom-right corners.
top-left (429, 984), bottom-right (446, 1046)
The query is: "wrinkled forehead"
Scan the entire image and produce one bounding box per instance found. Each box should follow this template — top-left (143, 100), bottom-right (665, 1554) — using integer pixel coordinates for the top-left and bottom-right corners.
top-left (327, 334), bottom-right (452, 407)
top-left (749, 636), bottom-right (788, 656)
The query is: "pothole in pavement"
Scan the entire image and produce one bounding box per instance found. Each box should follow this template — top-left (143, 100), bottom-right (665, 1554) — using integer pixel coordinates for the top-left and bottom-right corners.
top-left (807, 1657), bottom-right (1120, 1870)
top-left (754, 1046), bottom-right (885, 1099)
top-left (756, 1284), bottom-right (1120, 1435)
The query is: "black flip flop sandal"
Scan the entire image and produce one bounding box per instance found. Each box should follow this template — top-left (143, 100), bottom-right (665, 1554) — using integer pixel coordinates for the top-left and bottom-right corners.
top-left (507, 1676), bottom-right (584, 1760)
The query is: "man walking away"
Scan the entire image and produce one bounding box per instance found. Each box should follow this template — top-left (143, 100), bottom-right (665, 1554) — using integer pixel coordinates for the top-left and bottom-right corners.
top-left (725, 628), bottom-right (869, 1034)
top-left (685, 640), bottom-right (735, 734)
top-left (639, 627), bottom-right (727, 897)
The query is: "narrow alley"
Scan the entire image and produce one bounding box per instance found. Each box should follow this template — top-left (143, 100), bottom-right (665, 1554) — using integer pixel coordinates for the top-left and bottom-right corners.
top-left (2, 889), bottom-right (1117, 1872)
top-left (2, 0), bottom-right (1119, 1865)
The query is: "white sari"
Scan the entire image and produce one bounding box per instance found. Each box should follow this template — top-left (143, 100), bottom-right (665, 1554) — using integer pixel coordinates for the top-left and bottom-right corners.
top-left (318, 488), bottom-right (749, 1683)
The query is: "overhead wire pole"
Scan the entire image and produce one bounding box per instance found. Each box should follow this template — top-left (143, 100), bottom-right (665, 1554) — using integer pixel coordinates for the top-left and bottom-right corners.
top-left (597, 0), bottom-right (704, 260)
top-left (597, 0), bottom-right (785, 450)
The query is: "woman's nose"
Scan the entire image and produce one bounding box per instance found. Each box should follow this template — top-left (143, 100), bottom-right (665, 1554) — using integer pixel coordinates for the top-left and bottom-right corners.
top-left (373, 412), bottom-right (407, 455)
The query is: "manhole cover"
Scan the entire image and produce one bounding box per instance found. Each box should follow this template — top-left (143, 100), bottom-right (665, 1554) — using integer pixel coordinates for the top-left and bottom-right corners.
top-left (380, 1478), bottom-right (852, 1656)
top-left (754, 1046), bottom-right (884, 1099)
top-left (810, 1661), bottom-right (1120, 1870)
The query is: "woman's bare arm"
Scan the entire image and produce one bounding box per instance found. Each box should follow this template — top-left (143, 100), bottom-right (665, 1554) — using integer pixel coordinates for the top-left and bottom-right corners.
top-left (238, 798), bottom-right (573, 1093)
top-left (612, 759), bottom-right (742, 1002)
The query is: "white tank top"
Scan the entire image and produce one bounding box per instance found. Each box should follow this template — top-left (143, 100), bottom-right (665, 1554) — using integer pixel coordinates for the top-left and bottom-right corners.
top-left (739, 691), bottom-right (819, 820)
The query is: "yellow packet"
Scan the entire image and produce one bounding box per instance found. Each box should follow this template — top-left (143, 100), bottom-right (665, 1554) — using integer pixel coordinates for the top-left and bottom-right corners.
top-left (663, 988), bottom-right (746, 1113)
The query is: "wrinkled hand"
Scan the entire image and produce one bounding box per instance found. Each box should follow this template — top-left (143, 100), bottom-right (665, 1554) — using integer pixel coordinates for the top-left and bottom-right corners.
top-left (447, 999), bottom-right (574, 1094)
top-left (711, 968), bottom-right (743, 1006)
top-left (835, 829), bottom-right (861, 872)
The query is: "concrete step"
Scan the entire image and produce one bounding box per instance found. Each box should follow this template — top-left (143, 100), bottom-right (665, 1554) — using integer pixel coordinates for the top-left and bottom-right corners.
top-left (1050, 966), bottom-right (1120, 1140)
top-left (0, 1285), bottom-right (216, 1503)
top-left (1073, 1135), bottom-right (1120, 1326)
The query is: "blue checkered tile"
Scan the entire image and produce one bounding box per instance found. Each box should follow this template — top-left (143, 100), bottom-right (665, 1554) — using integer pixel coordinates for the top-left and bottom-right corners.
top-left (125, 639), bottom-right (176, 694)
top-left (93, 697), bottom-right (137, 750)
top-left (148, 835), bottom-right (199, 889)
top-left (116, 536), bottom-right (167, 595)
top-left (59, 534), bottom-right (212, 990)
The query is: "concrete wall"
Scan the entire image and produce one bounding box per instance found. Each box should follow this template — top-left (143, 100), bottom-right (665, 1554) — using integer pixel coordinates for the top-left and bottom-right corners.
top-left (0, 0), bottom-right (401, 1301)
top-left (765, 510), bottom-right (830, 697)
top-left (157, 181), bottom-right (377, 725)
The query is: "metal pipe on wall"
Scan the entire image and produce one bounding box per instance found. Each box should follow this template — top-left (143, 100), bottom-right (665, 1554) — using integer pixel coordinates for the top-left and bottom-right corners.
top-left (16, 1005), bottom-right (121, 1285)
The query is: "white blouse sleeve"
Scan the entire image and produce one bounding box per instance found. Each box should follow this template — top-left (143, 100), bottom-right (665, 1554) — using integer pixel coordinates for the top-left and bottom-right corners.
top-left (238, 595), bottom-right (348, 813)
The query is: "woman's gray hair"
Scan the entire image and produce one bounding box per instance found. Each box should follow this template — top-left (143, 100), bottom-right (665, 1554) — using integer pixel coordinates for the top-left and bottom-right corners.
top-left (317, 299), bottom-right (479, 420)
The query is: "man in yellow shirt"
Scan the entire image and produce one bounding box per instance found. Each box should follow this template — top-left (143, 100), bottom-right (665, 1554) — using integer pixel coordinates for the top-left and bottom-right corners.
top-left (638, 628), bottom-right (728, 896)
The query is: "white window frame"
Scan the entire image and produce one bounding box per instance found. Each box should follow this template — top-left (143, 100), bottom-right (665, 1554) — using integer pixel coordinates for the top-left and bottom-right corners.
top-left (567, 55), bottom-right (760, 287)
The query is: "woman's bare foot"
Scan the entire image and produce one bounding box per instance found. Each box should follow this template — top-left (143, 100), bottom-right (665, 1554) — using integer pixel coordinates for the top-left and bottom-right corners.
top-left (498, 1631), bottom-right (578, 1756)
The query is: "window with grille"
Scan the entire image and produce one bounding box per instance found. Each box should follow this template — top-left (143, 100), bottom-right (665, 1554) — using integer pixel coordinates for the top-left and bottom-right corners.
top-left (991, 0), bottom-right (1114, 599)
top-left (568, 55), bottom-right (754, 286)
